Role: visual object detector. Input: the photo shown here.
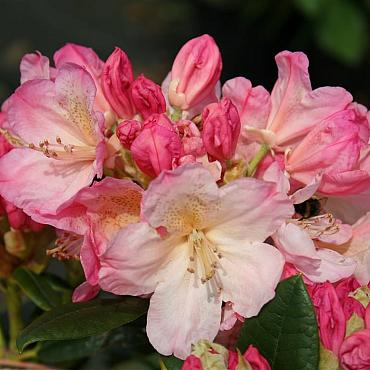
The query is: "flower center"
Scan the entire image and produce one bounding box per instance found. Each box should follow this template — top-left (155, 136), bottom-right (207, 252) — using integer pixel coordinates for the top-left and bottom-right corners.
top-left (187, 229), bottom-right (223, 294)
top-left (47, 232), bottom-right (82, 260)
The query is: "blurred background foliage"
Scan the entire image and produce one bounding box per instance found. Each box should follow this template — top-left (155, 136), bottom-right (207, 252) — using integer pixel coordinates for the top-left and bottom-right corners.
top-left (0, 0), bottom-right (369, 106)
top-left (0, 0), bottom-right (369, 368)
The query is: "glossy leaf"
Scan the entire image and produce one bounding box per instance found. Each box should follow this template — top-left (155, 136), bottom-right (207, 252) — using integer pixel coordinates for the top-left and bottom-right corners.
top-left (161, 356), bottom-right (183, 370)
top-left (237, 275), bottom-right (319, 370)
top-left (17, 297), bottom-right (148, 352)
top-left (12, 267), bottom-right (62, 311)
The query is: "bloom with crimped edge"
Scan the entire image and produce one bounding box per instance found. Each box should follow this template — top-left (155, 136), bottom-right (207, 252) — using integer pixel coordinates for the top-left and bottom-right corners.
top-left (0, 63), bottom-right (106, 218)
top-left (99, 163), bottom-right (293, 359)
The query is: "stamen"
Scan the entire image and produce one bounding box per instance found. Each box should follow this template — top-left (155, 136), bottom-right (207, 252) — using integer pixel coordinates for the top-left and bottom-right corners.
top-left (187, 229), bottom-right (222, 294)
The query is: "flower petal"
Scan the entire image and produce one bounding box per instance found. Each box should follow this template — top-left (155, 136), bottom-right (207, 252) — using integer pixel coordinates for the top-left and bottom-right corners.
top-left (218, 241), bottom-right (284, 318)
top-left (206, 177), bottom-right (293, 243)
top-left (146, 245), bottom-right (222, 359)
top-left (99, 223), bottom-right (177, 296)
top-left (0, 149), bottom-right (96, 216)
top-left (142, 164), bottom-right (220, 233)
top-left (20, 52), bottom-right (51, 84)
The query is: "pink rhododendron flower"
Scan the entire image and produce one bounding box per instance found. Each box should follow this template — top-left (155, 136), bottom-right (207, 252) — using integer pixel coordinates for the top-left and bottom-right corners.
top-left (224, 51), bottom-right (353, 151)
top-left (308, 282), bottom-right (346, 356)
top-left (36, 177), bottom-right (143, 302)
top-left (243, 345), bottom-right (271, 370)
top-left (131, 74), bottom-right (166, 119)
top-left (339, 329), bottom-right (370, 370)
top-left (168, 34), bottom-right (222, 111)
top-left (286, 106), bottom-right (370, 196)
top-left (202, 97), bottom-right (241, 162)
top-left (99, 164), bottom-right (293, 358)
top-left (101, 47), bottom-right (135, 119)
top-left (0, 63), bottom-right (106, 218)
top-left (131, 113), bottom-right (182, 177)
top-left (176, 119), bottom-right (206, 158)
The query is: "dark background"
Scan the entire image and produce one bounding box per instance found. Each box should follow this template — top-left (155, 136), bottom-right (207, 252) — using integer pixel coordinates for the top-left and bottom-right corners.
top-left (0, 0), bottom-right (369, 106)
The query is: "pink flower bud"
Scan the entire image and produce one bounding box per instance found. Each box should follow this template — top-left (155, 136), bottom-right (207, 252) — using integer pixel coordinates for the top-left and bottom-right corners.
top-left (182, 355), bottom-right (203, 370)
top-left (202, 97), bottom-right (241, 161)
top-left (131, 114), bottom-right (182, 177)
top-left (102, 47), bottom-right (135, 119)
top-left (243, 345), bottom-right (271, 370)
top-left (335, 277), bottom-right (365, 320)
top-left (169, 34), bottom-right (222, 110)
top-left (339, 329), bottom-right (370, 370)
top-left (308, 282), bottom-right (346, 356)
top-left (131, 74), bottom-right (166, 119)
top-left (176, 119), bottom-right (206, 157)
top-left (116, 119), bottom-right (142, 149)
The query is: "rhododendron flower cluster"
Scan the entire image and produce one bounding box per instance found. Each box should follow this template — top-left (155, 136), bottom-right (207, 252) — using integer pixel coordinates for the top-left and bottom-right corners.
top-left (0, 34), bottom-right (369, 369)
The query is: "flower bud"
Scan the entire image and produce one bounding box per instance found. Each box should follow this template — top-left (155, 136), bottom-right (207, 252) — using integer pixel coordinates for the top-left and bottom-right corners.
top-left (169, 34), bottom-right (222, 110)
top-left (131, 74), bottom-right (166, 119)
top-left (131, 114), bottom-right (182, 177)
top-left (244, 345), bottom-right (271, 370)
top-left (339, 329), bottom-right (370, 369)
top-left (116, 119), bottom-right (142, 149)
top-left (202, 97), bottom-right (241, 161)
top-left (308, 282), bottom-right (346, 356)
top-left (102, 47), bottom-right (135, 119)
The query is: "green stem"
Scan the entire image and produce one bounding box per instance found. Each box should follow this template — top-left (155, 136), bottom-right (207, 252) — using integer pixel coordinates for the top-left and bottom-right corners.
top-left (246, 144), bottom-right (270, 177)
top-left (5, 280), bottom-right (23, 352)
top-left (170, 107), bottom-right (182, 122)
top-left (0, 321), bottom-right (5, 358)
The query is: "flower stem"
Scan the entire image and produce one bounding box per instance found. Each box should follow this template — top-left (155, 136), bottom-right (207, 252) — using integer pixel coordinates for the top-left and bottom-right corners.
top-left (170, 107), bottom-right (182, 122)
top-left (246, 144), bottom-right (270, 177)
top-left (5, 279), bottom-right (23, 352)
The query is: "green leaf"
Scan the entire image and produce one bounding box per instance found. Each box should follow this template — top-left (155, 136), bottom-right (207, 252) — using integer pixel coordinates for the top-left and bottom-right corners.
top-left (17, 297), bottom-right (148, 352)
top-left (12, 267), bottom-right (62, 311)
top-left (237, 275), bottom-right (319, 370)
top-left (160, 356), bottom-right (183, 370)
top-left (38, 334), bottom-right (108, 363)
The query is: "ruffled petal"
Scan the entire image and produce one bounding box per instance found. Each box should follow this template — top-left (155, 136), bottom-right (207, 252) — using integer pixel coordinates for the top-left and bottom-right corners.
top-left (218, 241), bottom-right (284, 318)
top-left (0, 149), bottom-right (96, 216)
top-left (146, 244), bottom-right (222, 359)
top-left (206, 177), bottom-right (293, 243)
top-left (20, 52), bottom-right (51, 84)
top-left (99, 223), bottom-right (178, 296)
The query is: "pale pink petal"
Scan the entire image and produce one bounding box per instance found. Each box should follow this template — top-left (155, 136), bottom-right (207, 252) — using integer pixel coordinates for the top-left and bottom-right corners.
top-left (274, 223), bottom-right (321, 276)
top-left (53, 43), bottom-right (110, 112)
top-left (262, 161), bottom-right (290, 195)
top-left (72, 281), bottom-right (100, 303)
top-left (99, 223), bottom-right (176, 296)
top-left (20, 52), bottom-right (51, 84)
top-left (146, 244), bottom-right (222, 359)
top-left (275, 223), bottom-right (355, 282)
top-left (354, 249), bottom-right (370, 286)
top-left (315, 249), bottom-right (357, 283)
top-left (290, 175), bottom-right (321, 204)
top-left (141, 164), bottom-right (220, 233)
top-left (0, 149), bottom-right (96, 216)
top-left (317, 221), bottom-right (352, 245)
top-left (268, 51), bottom-right (352, 146)
top-left (222, 77), bottom-right (271, 129)
top-left (218, 241), bottom-right (284, 317)
top-left (206, 177), bottom-right (294, 243)
top-left (5, 64), bottom-right (101, 147)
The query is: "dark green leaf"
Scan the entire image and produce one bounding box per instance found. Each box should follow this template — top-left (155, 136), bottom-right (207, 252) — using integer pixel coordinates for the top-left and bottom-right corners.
top-left (12, 267), bottom-right (62, 311)
top-left (161, 355), bottom-right (183, 370)
top-left (237, 275), bottom-right (319, 370)
top-left (38, 334), bottom-right (108, 363)
top-left (17, 297), bottom-right (148, 352)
